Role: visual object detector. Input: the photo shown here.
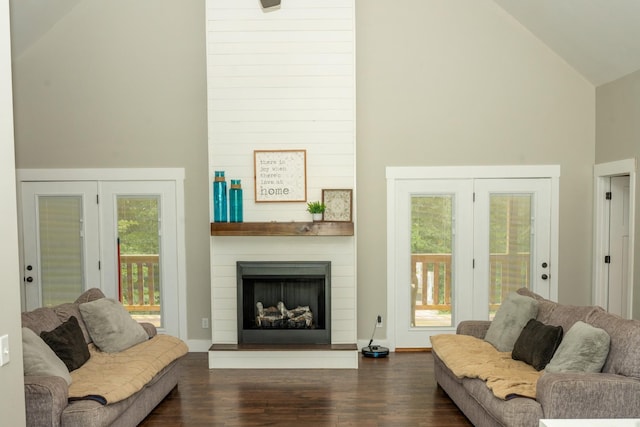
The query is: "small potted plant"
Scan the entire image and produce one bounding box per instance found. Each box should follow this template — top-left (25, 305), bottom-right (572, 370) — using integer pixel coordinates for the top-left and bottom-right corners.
top-left (306, 201), bottom-right (326, 221)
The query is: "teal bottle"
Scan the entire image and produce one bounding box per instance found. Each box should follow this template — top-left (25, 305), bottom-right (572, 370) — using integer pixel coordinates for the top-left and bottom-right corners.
top-left (213, 171), bottom-right (227, 222)
top-left (229, 179), bottom-right (243, 223)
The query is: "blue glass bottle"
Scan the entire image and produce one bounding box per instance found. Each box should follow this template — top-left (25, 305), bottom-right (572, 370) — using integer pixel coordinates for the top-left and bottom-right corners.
top-left (229, 179), bottom-right (243, 223)
top-left (213, 171), bottom-right (227, 222)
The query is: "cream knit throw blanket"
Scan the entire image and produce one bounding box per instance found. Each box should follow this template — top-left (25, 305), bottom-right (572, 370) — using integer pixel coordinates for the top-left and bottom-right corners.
top-left (431, 334), bottom-right (542, 400)
top-left (69, 334), bottom-right (188, 404)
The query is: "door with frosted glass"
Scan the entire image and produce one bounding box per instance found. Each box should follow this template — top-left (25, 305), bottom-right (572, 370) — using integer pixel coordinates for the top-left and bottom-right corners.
top-left (21, 182), bottom-right (100, 310)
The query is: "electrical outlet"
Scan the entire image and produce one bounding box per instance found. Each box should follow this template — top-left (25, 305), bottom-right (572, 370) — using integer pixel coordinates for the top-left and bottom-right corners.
top-left (376, 315), bottom-right (383, 328)
top-left (201, 318), bottom-right (209, 329)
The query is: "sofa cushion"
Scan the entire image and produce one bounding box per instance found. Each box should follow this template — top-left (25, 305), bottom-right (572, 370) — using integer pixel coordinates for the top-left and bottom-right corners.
top-left (516, 287), bottom-right (602, 333)
top-left (80, 298), bottom-right (149, 353)
top-left (21, 307), bottom-right (63, 336)
top-left (40, 316), bottom-right (91, 371)
top-left (53, 302), bottom-right (92, 343)
top-left (485, 292), bottom-right (538, 352)
top-left (74, 287), bottom-right (106, 304)
top-left (545, 321), bottom-right (610, 373)
top-left (585, 310), bottom-right (640, 377)
top-left (512, 319), bottom-right (563, 371)
top-left (22, 327), bottom-right (72, 385)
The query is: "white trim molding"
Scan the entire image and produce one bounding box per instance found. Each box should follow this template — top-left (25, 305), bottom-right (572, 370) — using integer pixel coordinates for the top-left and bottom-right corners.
top-left (592, 159), bottom-right (637, 317)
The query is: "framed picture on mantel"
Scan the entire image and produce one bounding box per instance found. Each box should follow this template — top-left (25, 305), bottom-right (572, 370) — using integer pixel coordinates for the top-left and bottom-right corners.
top-left (254, 150), bottom-right (307, 202)
top-left (322, 189), bottom-right (353, 222)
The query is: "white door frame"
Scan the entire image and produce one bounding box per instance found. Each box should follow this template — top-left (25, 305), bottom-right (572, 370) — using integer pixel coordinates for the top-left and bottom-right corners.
top-left (16, 168), bottom-right (188, 341)
top-left (386, 165), bottom-right (560, 351)
top-left (593, 159), bottom-right (636, 317)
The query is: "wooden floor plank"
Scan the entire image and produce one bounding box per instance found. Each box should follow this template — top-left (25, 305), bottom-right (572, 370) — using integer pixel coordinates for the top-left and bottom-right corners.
top-left (139, 352), bottom-right (472, 427)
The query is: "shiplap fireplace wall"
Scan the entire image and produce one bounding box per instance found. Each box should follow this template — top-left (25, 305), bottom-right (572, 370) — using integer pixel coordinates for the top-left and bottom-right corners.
top-left (206, 0), bottom-right (356, 368)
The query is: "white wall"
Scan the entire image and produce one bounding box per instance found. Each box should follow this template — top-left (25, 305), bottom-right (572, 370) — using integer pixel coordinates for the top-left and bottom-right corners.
top-left (207, 0), bottom-right (357, 345)
top-left (11, 0), bottom-right (212, 343)
top-left (0, 0), bottom-right (26, 423)
top-left (356, 0), bottom-right (595, 341)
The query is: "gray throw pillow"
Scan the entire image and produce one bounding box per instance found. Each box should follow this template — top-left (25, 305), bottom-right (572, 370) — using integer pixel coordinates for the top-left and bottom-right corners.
top-left (79, 298), bottom-right (149, 353)
top-left (545, 321), bottom-right (610, 373)
top-left (22, 327), bottom-right (72, 385)
top-left (484, 292), bottom-right (539, 352)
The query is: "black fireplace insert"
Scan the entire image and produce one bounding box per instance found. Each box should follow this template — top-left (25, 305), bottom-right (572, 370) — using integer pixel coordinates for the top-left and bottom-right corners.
top-left (237, 261), bottom-right (331, 345)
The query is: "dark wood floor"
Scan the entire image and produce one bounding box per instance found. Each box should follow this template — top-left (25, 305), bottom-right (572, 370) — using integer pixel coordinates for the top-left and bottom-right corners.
top-left (139, 351), bottom-right (472, 427)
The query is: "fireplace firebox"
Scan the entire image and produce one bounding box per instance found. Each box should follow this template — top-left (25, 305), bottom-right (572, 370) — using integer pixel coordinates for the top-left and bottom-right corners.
top-left (237, 261), bottom-right (331, 345)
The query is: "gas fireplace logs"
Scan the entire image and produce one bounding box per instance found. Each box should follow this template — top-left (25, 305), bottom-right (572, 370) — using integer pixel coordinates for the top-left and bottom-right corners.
top-left (256, 301), bottom-right (313, 329)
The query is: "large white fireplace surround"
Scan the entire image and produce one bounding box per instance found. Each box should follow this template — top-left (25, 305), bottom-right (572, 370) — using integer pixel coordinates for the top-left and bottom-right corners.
top-left (206, 0), bottom-right (356, 368)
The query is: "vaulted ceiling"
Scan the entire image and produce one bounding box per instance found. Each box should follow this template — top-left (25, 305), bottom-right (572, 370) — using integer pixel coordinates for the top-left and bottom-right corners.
top-left (8, 0), bottom-right (640, 86)
top-left (493, 0), bottom-right (640, 86)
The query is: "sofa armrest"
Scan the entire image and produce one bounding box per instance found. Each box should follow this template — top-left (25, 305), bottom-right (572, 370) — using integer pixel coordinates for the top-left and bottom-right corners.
top-left (537, 372), bottom-right (640, 419)
top-left (139, 322), bottom-right (157, 338)
top-left (456, 320), bottom-right (491, 339)
top-left (24, 375), bottom-right (69, 427)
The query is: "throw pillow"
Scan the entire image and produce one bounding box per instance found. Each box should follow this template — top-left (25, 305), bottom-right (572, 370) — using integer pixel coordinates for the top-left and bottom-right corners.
top-left (22, 327), bottom-right (72, 385)
top-left (545, 321), bottom-right (610, 373)
top-left (79, 298), bottom-right (149, 353)
top-left (484, 292), bottom-right (539, 352)
top-left (511, 318), bottom-right (563, 371)
top-left (40, 316), bottom-right (90, 371)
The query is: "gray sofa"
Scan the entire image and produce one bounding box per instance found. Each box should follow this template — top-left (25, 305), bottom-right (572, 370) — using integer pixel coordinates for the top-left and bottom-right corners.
top-left (432, 288), bottom-right (640, 427)
top-left (21, 288), bottom-right (187, 427)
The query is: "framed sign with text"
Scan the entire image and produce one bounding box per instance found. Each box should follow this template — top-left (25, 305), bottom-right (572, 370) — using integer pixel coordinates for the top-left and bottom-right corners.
top-left (254, 150), bottom-right (307, 202)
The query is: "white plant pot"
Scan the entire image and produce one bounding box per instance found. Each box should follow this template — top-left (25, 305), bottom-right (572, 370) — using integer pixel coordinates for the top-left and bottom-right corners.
top-left (312, 213), bottom-right (323, 221)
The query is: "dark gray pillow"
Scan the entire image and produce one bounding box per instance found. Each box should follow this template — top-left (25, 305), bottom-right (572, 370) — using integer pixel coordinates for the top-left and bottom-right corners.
top-left (79, 298), bottom-right (149, 353)
top-left (545, 321), bottom-right (610, 373)
top-left (485, 292), bottom-right (539, 352)
top-left (40, 316), bottom-right (90, 371)
top-left (22, 327), bottom-right (72, 385)
top-left (512, 318), bottom-right (563, 371)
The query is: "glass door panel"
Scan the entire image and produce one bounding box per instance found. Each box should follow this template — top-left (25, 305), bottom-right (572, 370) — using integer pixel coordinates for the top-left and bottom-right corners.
top-left (117, 196), bottom-right (162, 327)
top-left (38, 196), bottom-right (84, 307)
top-left (489, 194), bottom-right (532, 318)
top-left (411, 195), bottom-right (453, 327)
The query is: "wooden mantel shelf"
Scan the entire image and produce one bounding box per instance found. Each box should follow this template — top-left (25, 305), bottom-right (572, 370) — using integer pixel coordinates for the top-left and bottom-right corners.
top-left (210, 221), bottom-right (354, 237)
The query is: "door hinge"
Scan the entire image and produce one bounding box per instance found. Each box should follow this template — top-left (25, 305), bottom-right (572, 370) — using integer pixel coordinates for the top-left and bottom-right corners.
top-left (605, 255), bottom-right (611, 264)
top-left (605, 192), bottom-right (612, 200)
top-left (473, 192), bottom-right (476, 202)
top-left (96, 194), bottom-right (99, 204)
top-left (98, 261), bottom-right (101, 270)
top-left (472, 259), bottom-right (475, 268)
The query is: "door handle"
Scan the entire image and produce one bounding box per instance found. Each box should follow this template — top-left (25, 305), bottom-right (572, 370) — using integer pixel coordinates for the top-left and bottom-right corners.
top-left (25, 276), bottom-right (34, 283)
top-left (541, 274), bottom-right (548, 280)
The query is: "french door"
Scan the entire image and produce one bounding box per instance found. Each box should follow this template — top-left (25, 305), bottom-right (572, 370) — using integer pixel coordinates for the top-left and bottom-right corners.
top-left (387, 167), bottom-right (558, 349)
top-left (20, 178), bottom-right (182, 337)
top-left (21, 182), bottom-right (100, 309)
